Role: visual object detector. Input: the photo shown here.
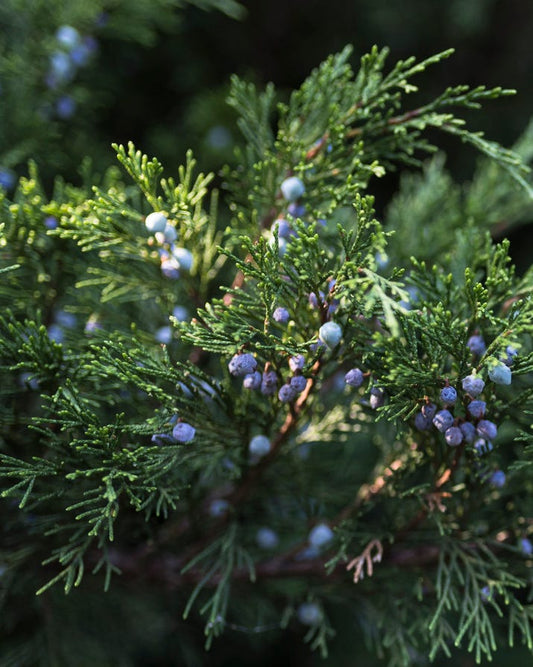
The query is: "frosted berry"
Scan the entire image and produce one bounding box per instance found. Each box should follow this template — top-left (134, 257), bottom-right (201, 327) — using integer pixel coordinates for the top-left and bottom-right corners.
top-left (519, 538), bottom-right (533, 557)
top-left (489, 470), bottom-right (506, 488)
top-left (488, 362), bottom-right (512, 386)
top-left (47, 324), bottom-right (64, 344)
top-left (467, 400), bottom-right (486, 419)
top-left (160, 257), bottom-right (180, 279)
top-left (467, 334), bottom-right (486, 356)
top-left (56, 95), bottom-right (76, 119)
top-left (345, 368), bottom-right (364, 388)
top-left (477, 419), bottom-right (497, 441)
top-left (297, 602), bottom-right (322, 626)
top-left (44, 216), bottom-right (58, 230)
top-left (502, 345), bottom-right (518, 367)
top-left (145, 211), bottom-right (168, 233)
top-left (421, 403), bottom-right (437, 419)
top-left (459, 422), bottom-right (477, 443)
top-left (279, 383), bottom-right (298, 402)
top-left (474, 438), bottom-right (493, 455)
top-left (261, 370), bottom-right (278, 395)
top-left (55, 310), bottom-right (77, 328)
top-left (287, 202), bottom-right (306, 218)
top-left (280, 176), bottom-right (305, 202)
top-left (290, 375), bottom-right (307, 393)
top-left (155, 326), bottom-right (172, 344)
top-left (414, 411), bottom-right (432, 431)
top-left (55, 25), bottom-right (80, 50)
top-left (156, 224), bottom-right (178, 245)
top-left (462, 374), bottom-right (485, 397)
top-left (318, 321), bottom-right (342, 348)
top-left (256, 527), bottom-right (279, 549)
top-left (172, 421), bottom-right (196, 443)
top-left (172, 246), bottom-right (193, 272)
top-left (289, 354), bottom-right (305, 372)
top-left (243, 371), bottom-right (262, 390)
top-left (151, 433), bottom-right (175, 445)
top-left (369, 387), bottom-right (385, 409)
top-left (249, 435), bottom-right (271, 458)
top-left (209, 499), bottom-right (229, 517)
top-left (172, 305), bottom-right (189, 322)
top-left (445, 426), bottom-right (463, 447)
top-left (273, 307), bottom-right (290, 324)
top-left (272, 218), bottom-right (293, 239)
top-left (308, 523), bottom-right (334, 548)
top-left (228, 353), bottom-right (257, 377)
top-left (433, 409), bottom-right (454, 433)
top-left (440, 386), bottom-right (457, 404)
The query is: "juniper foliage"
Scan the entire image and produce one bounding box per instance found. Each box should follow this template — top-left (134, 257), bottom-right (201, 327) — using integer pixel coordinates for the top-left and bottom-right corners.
top-left (1, 45), bottom-right (533, 666)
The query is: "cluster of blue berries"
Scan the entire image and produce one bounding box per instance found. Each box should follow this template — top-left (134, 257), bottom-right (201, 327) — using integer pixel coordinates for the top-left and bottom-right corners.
top-left (144, 212), bottom-right (193, 279)
top-left (45, 25), bottom-right (98, 120)
top-left (414, 334), bottom-right (517, 479)
top-left (229, 351), bottom-right (310, 405)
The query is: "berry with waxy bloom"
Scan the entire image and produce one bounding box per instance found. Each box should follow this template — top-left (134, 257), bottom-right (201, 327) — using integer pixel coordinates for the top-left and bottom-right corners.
top-left (308, 523), bottom-right (334, 548)
top-left (488, 362), bottom-right (512, 385)
top-left (440, 386), bottom-right (457, 404)
top-left (467, 334), bottom-right (486, 356)
top-left (477, 419), bottom-right (498, 441)
top-left (462, 374), bottom-right (485, 397)
top-left (256, 527), bottom-right (279, 549)
top-left (243, 371), bottom-right (262, 390)
top-left (209, 499), bottom-right (229, 517)
top-left (228, 353), bottom-right (257, 377)
top-left (489, 470), bottom-right (506, 488)
top-left (370, 387), bottom-right (385, 409)
top-left (261, 369), bottom-right (278, 395)
top-left (145, 211), bottom-right (168, 233)
top-left (287, 202), bottom-right (306, 218)
top-left (467, 400), bottom-right (486, 419)
top-left (289, 354), bottom-right (305, 373)
top-left (318, 322), bottom-right (342, 348)
top-left (172, 421), bottom-right (196, 443)
top-left (445, 426), bottom-right (463, 446)
top-left (280, 176), bottom-right (305, 202)
top-left (249, 435), bottom-right (271, 458)
top-left (433, 409), bottom-right (454, 433)
top-left (414, 411), bottom-right (432, 431)
top-left (272, 218), bottom-right (293, 238)
top-left (474, 438), bottom-right (493, 455)
top-left (290, 375), bottom-right (307, 393)
top-left (273, 307), bottom-right (290, 324)
top-left (279, 383), bottom-right (298, 402)
top-left (345, 368), bottom-right (364, 388)
top-left (502, 345), bottom-right (518, 366)
top-left (460, 421), bottom-right (477, 443)
top-left (519, 538), bottom-right (533, 557)
top-left (297, 602), bottom-right (322, 626)
top-left (172, 246), bottom-right (193, 272)
top-left (421, 402), bottom-right (437, 419)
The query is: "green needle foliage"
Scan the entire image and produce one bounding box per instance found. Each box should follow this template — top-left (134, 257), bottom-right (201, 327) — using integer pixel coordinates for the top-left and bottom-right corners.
top-left (1, 45), bottom-right (533, 666)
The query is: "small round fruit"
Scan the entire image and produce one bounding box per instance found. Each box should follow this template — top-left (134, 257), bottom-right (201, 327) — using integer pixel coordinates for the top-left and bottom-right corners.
top-left (261, 370), bottom-right (278, 395)
top-left (433, 409), bottom-right (454, 433)
top-left (421, 403), bottom-right (437, 419)
top-left (467, 400), bottom-right (486, 419)
top-left (280, 176), bottom-right (305, 202)
top-left (444, 426), bottom-right (463, 446)
top-left (462, 374), bottom-right (485, 397)
top-left (440, 386), bottom-right (457, 404)
top-left (172, 422), bottom-right (196, 443)
top-left (369, 387), bottom-right (385, 409)
top-left (345, 368), bottom-right (364, 388)
top-left (318, 322), bottom-right (342, 348)
top-left (273, 307), bottom-right (290, 324)
top-left (308, 523), bottom-right (334, 548)
top-left (414, 411), bottom-right (432, 431)
top-left (467, 334), bottom-right (486, 356)
top-left (488, 362), bottom-right (512, 386)
top-left (459, 422), bottom-right (477, 443)
top-left (256, 527), bottom-right (279, 549)
top-left (489, 470), bottom-right (506, 488)
top-left (278, 384), bottom-right (298, 402)
top-left (477, 419), bottom-right (498, 440)
top-left (228, 353), bottom-right (257, 377)
top-left (289, 354), bottom-right (305, 372)
top-left (290, 375), bottom-right (307, 393)
top-left (243, 371), bottom-right (262, 390)
top-left (297, 602), bottom-right (322, 626)
top-left (145, 211), bottom-right (168, 233)
top-left (249, 435), bottom-right (271, 458)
